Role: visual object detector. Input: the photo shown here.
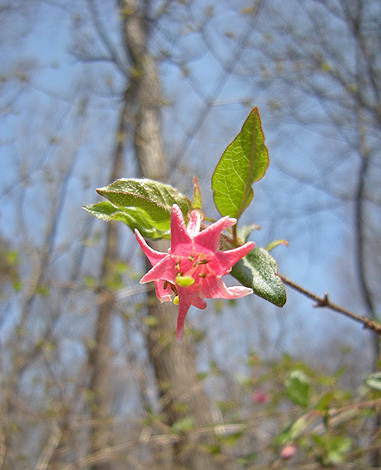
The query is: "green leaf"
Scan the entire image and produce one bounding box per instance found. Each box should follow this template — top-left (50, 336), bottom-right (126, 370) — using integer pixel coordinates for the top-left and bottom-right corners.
top-left (83, 178), bottom-right (192, 239)
top-left (220, 431), bottom-right (244, 447)
top-left (142, 315), bottom-right (160, 327)
top-left (237, 224), bottom-right (260, 243)
top-left (276, 414), bottom-right (310, 446)
top-left (312, 434), bottom-right (352, 465)
top-left (171, 416), bottom-right (195, 434)
top-left (235, 453), bottom-right (256, 468)
top-left (315, 391), bottom-right (334, 412)
top-left (231, 247), bottom-right (286, 307)
top-left (192, 177), bottom-right (202, 209)
top-left (36, 285), bottom-right (50, 297)
top-left (203, 443), bottom-right (222, 456)
top-left (212, 108), bottom-right (269, 219)
top-left (84, 201), bottom-right (170, 239)
top-left (365, 372), bottom-right (381, 391)
top-left (285, 370), bottom-right (311, 408)
top-left (265, 239), bottom-right (289, 252)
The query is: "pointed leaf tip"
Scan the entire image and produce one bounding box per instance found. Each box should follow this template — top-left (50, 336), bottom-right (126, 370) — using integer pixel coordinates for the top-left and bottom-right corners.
top-left (212, 108), bottom-right (269, 219)
top-left (192, 177), bottom-right (202, 209)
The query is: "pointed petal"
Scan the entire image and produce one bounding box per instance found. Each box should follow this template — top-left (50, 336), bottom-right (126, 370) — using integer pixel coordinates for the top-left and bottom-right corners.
top-left (176, 297), bottom-right (192, 341)
top-left (170, 204), bottom-right (192, 255)
top-left (192, 296), bottom-right (207, 310)
top-left (201, 276), bottom-right (253, 299)
top-left (211, 241), bottom-right (255, 275)
top-left (155, 280), bottom-right (174, 302)
top-left (186, 209), bottom-right (201, 237)
top-left (194, 216), bottom-right (236, 251)
top-left (140, 255), bottom-right (176, 284)
top-left (135, 229), bottom-right (167, 266)
top-left (225, 285), bottom-right (253, 298)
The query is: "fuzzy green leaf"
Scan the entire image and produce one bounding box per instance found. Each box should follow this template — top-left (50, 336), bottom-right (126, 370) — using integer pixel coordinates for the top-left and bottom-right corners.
top-left (285, 370), bottom-right (311, 408)
top-left (365, 372), bottom-right (381, 391)
top-left (212, 108), bottom-right (269, 219)
top-left (83, 178), bottom-right (192, 239)
top-left (276, 414), bottom-right (310, 446)
top-left (312, 435), bottom-right (352, 465)
top-left (192, 177), bottom-right (202, 209)
top-left (231, 247), bottom-right (286, 307)
top-left (171, 416), bottom-right (195, 434)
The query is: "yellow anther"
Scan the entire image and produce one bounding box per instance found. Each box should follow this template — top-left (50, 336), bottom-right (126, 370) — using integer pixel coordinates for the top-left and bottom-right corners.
top-left (175, 275), bottom-right (195, 287)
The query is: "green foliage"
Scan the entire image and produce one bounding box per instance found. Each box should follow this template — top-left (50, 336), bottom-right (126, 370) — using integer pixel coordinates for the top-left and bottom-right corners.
top-left (142, 315), bottom-right (159, 327)
top-left (285, 370), bottom-right (311, 408)
top-left (0, 248), bottom-right (22, 293)
top-left (246, 353), bottom-right (377, 467)
top-left (212, 108), bottom-right (269, 219)
top-left (143, 349), bottom-right (367, 466)
top-left (189, 327), bottom-right (206, 343)
top-left (192, 177), bottom-right (202, 209)
top-left (83, 178), bottom-right (192, 239)
top-left (276, 413), bottom-right (312, 446)
top-left (237, 224), bottom-right (260, 243)
top-left (365, 371), bottom-right (381, 391)
top-left (266, 239), bottom-right (289, 252)
top-left (83, 275), bottom-right (96, 288)
top-left (231, 247), bottom-right (286, 307)
top-left (171, 416), bottom-right (195, 434)
top-left (35, 285), bottom-right (50, 296)
top-left (105, 260), bottom-right (129, 290)
top-left (312, 434), bottom-right (352, 465)
top-left (84, 110), bottom-right (287, 311)
top-left (220, 431), bottom-right (244, 447)
top-left (235, 453), bottom-right (256, 468)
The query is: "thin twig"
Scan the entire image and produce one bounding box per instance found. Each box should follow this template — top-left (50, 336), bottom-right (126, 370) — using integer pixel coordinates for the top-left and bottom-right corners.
top-left (35, 422), bottom-right (62, 470)
top-left (278, 273), bottom-right (381, 336)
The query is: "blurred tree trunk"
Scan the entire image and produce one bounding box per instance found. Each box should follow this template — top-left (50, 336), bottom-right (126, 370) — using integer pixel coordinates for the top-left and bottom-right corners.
top-left (88, 96), bottom-right (128, 470)
top-left (119, 1), bottom-right (222, 468)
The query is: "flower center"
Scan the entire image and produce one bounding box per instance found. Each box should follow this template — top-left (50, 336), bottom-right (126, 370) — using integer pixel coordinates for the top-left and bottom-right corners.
top-left (174, 252), bottom-right (211, 287)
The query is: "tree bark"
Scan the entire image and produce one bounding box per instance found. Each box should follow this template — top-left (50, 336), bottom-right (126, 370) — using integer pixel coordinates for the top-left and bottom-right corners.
top-left (119, 1), bottom-right (222, 468)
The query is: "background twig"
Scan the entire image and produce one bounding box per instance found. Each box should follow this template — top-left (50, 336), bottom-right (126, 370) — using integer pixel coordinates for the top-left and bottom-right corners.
top-left (279, 274), bottom-right (381, 336)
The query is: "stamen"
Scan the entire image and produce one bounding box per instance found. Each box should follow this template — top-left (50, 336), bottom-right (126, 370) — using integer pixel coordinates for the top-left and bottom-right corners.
top-left (176, 275), bottom-right (195, 287)
top-left (193, 259), bottom-right (210, 266)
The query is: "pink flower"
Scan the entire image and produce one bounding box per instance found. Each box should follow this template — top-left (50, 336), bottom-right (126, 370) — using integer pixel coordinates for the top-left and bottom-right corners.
top-left (135, 204), bottom-right (254, 340)
top-left (280, 444), bottom-right (297, 460)
top-left (251, 391), bottom-right (270, 404)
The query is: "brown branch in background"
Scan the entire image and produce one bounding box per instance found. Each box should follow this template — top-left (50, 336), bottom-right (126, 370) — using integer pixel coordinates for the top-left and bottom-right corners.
top-left (278, 273), bottom-right (381, 336)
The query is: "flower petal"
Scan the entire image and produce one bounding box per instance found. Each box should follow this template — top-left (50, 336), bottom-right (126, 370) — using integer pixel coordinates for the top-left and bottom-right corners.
top-left (224, 285), bottom-right (253, 298)
top-left (191, 296), bottom-right (207, 310)
top-left (211, 241), bottom-right (255, 275)
top-left (135, 229), bottom-right (167, 266)
top-left (140, 255), bottom-right (176, 284)
top-left (201, 276), bottom-right (253, 299)
top-left (194, 216), bottom-right (236, 251)
top-left (170, 205), bottom-right (192, 255)
top-left (155, 280), bottom-right (174, 302)
top-left (176, 296), bottom-right (192, 341)
top-left (186, 209), bottom-right (201, 237)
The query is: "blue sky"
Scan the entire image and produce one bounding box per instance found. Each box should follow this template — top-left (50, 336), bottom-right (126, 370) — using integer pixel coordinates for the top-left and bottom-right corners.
top-left (0, 0), bottom-right (375, 379)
